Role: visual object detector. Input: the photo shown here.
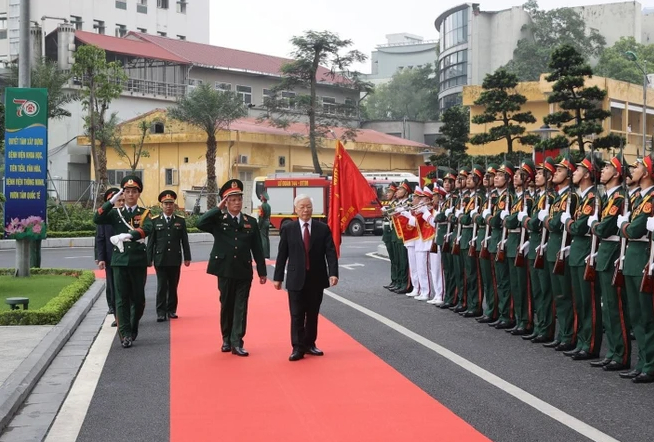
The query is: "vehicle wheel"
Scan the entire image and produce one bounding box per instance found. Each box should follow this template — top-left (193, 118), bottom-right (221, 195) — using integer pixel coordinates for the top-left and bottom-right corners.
top-left (348, 219), bottom-right (364, 236)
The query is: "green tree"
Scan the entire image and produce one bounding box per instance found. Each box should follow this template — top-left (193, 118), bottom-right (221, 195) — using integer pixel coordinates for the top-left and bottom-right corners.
top-left (503, 0), bottom-right (606, 81)
top-left (112, 119), bottom-right (151, 172)
top-left (259, 30), bottom-right (371, 175)
top-left (364, 64), bottom-right (438, 121)
top-left (71, 45), bottom-right (128, 205)
top-left (429, 105), bottom-right (469, 167)
top-left (594, 37), bottom-right (654, 84)
top-left (469, 69), bottom-right (540, 154)
top-left (168, 83), bottom-right (247, 209)
top-left (542, 45), bottom-right (620, 156)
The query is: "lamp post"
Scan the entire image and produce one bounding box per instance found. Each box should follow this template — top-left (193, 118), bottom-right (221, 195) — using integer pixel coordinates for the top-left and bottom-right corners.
top-left (625, 50), bottom-right (648, 156)
top-left (530, 124), bottom-right (559, 160)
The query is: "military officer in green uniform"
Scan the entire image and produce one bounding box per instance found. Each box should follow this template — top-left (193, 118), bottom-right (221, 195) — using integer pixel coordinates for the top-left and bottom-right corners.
top-left (540, 156), bottom-right (578, 352)
top-left (94, 176), bottom-right (153, 349)
top-left (259, 192), bottom-right (271, 259)
top-left (451, 167), bottom-right (470, 312)
top-left (197, 179), bottom-right (267, 357)
top-left (147, 190), bottom-right (191, 322)
top-left (434, 171), bottom-right (457, 308)
top-left (460, 164), bottom-right (485, 317)
top-left (475, 164), bottom-right (499, 323)
top-left (618, 156), bottom-right (654, 382)
top-left (382, 183), bottom-right (399, 290)
top-left (587, 154), bottom-right (631, 371)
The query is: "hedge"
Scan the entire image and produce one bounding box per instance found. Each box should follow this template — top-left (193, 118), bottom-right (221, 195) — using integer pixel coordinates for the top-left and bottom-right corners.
top-left (0, 268), bottom-right (96, 325)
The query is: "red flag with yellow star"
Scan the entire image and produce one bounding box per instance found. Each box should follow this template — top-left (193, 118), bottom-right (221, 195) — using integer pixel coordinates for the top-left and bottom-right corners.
top-left (328, 141), bottom-right (380, 257)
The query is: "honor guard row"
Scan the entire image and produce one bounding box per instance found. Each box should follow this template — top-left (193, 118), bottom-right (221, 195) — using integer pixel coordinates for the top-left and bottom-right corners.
top-left (381, 152), bottom-right (654, 383)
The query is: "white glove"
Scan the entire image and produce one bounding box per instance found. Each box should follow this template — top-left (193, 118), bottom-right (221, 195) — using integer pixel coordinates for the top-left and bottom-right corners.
top-left (119, 233), bottom-right (132, 241)
top-left (109, 188), bottom-right (124, 205)
top-left (455, 208), bottom-right (463, 217)
top-left (538, 209), bottom-right (548, 222)
top-left (617, 214), bottom-right (629, 226)
top-left (445, 208), bottom-right (453, 216)
top-left (560, 212), bottom-right (571, 225)
top-left (520, 240), bottom-right (530, 253)
top-left (418, 205), bottom-right (429, 214)
top-left (470, 207), bottom-right (479, 217)
top-left (500, 210), bottom-right (509, 220)
top-left (422, 211), bottom-right (432, 222)
top-left (110, 234), bottom-right (131, 253)
top-left (517, 211), bottom-right (528, 222)
top-left (482, 208), bottom-right (491, 218)
top-left (586, 215), bottom-right (598, 228)
top-left (401, 211), bottom-right (411, 218)
top-left (647, 217), bottom-right (654, 233)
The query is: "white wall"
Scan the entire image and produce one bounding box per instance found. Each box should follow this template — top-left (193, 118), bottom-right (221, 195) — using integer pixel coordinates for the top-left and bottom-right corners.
top-left (572, 1), bottom-right (642, 47)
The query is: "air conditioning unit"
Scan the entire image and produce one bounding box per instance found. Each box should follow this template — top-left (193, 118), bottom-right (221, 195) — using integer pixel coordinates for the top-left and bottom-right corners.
top-left (238, 155), bottom-right (248, 164)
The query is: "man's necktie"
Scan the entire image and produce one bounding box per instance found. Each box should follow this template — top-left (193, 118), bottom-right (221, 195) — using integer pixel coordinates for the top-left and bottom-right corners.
top-left (303, 222), bottom-right (310, 270)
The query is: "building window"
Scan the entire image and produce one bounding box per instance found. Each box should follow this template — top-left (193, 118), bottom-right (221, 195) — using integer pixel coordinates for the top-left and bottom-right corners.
top-left (440, 8), bottom-right (468, 51)
top-left (188, 78), bottom-right (203, 91)
top-left (177, 35), bottom-right (186, 40)
top-left (115, 0), bottom-right (127, 10)
top-left (236, 85), bottom-right (252, 105)
top-left (281, 91), bottom-right (296, 109)
top-left (165, 169), bottom-right (178, 186)
top-left (215, 82), bottom-right (231, 92)
top-left (108, 170), bottom-right (143, 186)
top-left (177, 0), bottom-right (187, 13)
top-left (0, 18), bottom-right (7, 40)
top-left (115, 24), bottom-right (127, 37)
top-left (93, 20), bottom-right (105, 35)
top-left (157, 31), bottom-right (167, 37)
top-left (137, 27), bottom-right (147, 33)
top-left (157, 0), bottom-right (169, 9)
top-left (439, 93), bottom-right (463, 113)
top-left (322, 96), bottom-right (336, 114)
top-left (439, 49), bottom-right (467, 92)
top-left (262, 88), bottom-right (275, 105)
top-left (70, 15), bottom-right (83, 30)
top-left (344, 97), bottom-right (356, 117)
top-left (137, 0), bottom-right (148, 13)
top-left (151, 121), bottom-right (165, 134)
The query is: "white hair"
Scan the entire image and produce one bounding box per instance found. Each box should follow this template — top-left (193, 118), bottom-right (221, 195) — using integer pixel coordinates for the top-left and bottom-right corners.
top-left (294, 194), bottom-right (313, 206)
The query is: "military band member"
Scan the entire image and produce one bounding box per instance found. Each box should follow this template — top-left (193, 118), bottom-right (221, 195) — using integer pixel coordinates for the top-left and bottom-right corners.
top-left (475, 164), bottom-right (499, 323)
top-left (413, 187), bottom-right (436, 301)
top-left (587, 154), bottom-right (631, 371)
top-left (460, 164), bottom-right (485, 317)
top-left (382, 183), bottom-right (399, 291)
top-left (540, 156), bottom-right (578, 352)
top-left (505, 160), bottom-right (535, 335)
top-left (197, 179), bottom-right (267, 356)
top-left (424, 185), bottom-right (446, 305)
top-left (398, 187), bottom-right (423, 297)
top-left (93, 176), bottom-right (153, 349)
top-left (147, 191), bottom-right (191, 322)
top-left (436, 170), bottom-right (458, 308)
top-left (617, 156), bottom-right (654, 382)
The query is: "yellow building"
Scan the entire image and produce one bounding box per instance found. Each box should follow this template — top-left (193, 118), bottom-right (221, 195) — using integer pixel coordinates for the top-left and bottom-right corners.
top-left (463, 74), bottom-right (654, 162)
top-left (78, 109), bottom-right (434, 211)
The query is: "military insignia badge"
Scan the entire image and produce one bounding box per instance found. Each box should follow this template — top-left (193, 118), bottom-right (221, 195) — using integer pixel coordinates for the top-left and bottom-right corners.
top-left (499, 201), bottom-right (505, 210)
top-left (244, 223), bottom-right (251, 228)
top-left (609, 206), bottom-right (619, 216)
top-left (583, 205), bottom-right (592, 215)
top-left (645, 202), bottom-right (652, 214)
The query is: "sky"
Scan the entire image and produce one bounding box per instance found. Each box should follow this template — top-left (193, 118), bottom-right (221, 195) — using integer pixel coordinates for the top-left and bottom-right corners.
top-left (209, 0), bottom-right (654, 73)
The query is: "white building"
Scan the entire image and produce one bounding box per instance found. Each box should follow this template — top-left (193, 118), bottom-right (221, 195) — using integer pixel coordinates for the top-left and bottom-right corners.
top-left (0, 0), bottom-right (210, 62)
top-left (365, 33), bottom-right (438, 85)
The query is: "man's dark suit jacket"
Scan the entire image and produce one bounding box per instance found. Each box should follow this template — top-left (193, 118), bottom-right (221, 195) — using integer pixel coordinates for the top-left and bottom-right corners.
top-left (274, 219), bottom-right (339, 291)
top-left (95, 223), bottom-right (114, 263)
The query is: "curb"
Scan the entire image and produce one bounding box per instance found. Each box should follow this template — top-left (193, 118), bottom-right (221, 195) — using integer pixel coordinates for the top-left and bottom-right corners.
top-left (0, 232), bottom-right (216, 250)
top-left (0, 279), bottom-right (106, 433)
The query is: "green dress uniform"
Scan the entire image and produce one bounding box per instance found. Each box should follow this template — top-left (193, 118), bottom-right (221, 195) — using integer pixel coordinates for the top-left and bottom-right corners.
top-left (619, 181), bottom-right (654, 376)
top-left (197, 179), bottom-right (267, 352)
top-left (435, 176), bottom-right (457, 307)
top-left (452, 187), bottom-right (470, 311)
top-left (382, 183), bottom-right (399, 289)
top-left (93, 176), bottom-right (153, 346)
top-left (460, 165), bottom-right (485, 316)
top-left (476, 186), bottom-right (498, 321)
top-left (259, 195), bottom-right (271, 259)
top-left (147, 191), bottom-right (191, 320)
top-left (590, 181), bottom-right (631, 368)
top-left (544, 181), bottom-right (579, 347)
top-left (391, 179), bottom-right (413, 292)
top-left (488, 186), bottom-right (514, 325)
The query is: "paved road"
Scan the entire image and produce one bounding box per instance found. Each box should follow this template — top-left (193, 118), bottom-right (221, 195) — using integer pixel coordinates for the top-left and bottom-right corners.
top-left (4, 236), bottom-right (654, 442)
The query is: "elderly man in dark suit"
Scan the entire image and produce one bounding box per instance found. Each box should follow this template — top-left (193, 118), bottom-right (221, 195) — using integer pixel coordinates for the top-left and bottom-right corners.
top-left (274, 194), bottom-right (339, 361)
top-left (95, 187), bottom-right (125, 327)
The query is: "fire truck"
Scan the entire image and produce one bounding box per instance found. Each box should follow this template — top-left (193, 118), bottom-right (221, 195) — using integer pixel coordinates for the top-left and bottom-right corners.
top-left (253, 173), bottom-right (418, 236)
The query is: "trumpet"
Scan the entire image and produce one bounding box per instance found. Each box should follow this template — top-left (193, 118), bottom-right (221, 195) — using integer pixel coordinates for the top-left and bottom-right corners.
top-left (385, 200), bottom-right (432, 216)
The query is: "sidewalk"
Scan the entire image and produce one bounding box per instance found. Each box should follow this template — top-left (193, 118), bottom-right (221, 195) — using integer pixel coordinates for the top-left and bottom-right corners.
top-left (0, 280), bottom-right (105, 434)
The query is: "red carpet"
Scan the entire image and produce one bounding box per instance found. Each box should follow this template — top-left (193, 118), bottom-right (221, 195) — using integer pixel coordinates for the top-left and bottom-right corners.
top-left (169, 262), bottom-right (489, 442)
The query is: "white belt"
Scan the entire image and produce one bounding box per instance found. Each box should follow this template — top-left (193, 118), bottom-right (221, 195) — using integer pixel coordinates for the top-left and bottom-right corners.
top-left (462, 226), bottom-right (473, 229)
top-left (604, 235), bottom-right (620, 242)
top-left (631, 236), bottom-right (650, 242)
top-left (507, 228), bottom-right (520, 233)
top-left (436, 222), bottom-right (448, 226)
top-left (383, 221), bottom-right (390, 226)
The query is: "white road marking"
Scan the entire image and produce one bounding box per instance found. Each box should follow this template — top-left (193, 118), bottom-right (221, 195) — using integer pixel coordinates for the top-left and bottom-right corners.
top-left (45, 316), bottom-right (116, 442)
top-left (324, 289), bottom-right (619, 442)
top-left (366, 252), bottom-right (390, 261)
top-left (339, 263), bottom-right (364, 270)
top-left (64, 255), bottom-right (93, 259)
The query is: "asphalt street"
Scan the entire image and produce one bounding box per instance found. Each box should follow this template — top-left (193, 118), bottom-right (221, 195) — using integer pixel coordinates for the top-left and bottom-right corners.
top-left (5, 236), bottom-right (654, 442)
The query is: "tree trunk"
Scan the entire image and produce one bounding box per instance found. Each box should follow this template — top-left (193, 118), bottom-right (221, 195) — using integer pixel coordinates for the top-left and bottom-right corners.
top-left (309, 50), bottom-right (323, 175)
top-left (206, 133), bottom-right (218, 209)
top-left (577, 134), bottom-right (586, 156)
top-left (96, 138), bottom-right (109, 207)
top-left (506, 134), bottom-right (513, 154)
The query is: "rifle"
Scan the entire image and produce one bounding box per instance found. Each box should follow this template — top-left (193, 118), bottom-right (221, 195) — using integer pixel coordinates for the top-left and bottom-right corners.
top-left (442, 194), bottom-right (452, 253)
top-left (553, 170), bottom-right (573, 275)
top-left (515, 179), bottom-right (528, 268)
top-left (584, 145), bottom-right (600, 281)
top-left (613, 140), bottom-right (628, 287)
top-left (452, 194), bottom-right (463, 255)
top-left (469, 189), bottom-right (479, 257)
top-left (496, 189), bottom-right (510, 263)
top-left (641, 237), bottom-right (654, 293)
top-left (480, 185), bottom-right (493, 260)
top-left (430, 197), bottom-right (442, 253)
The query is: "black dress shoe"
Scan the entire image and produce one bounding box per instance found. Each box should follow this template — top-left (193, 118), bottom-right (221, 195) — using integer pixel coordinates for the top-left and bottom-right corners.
top-left (543, 340), bottom-right (561, 348)
top-left (111, 320), bottom-right (117, 327)
top-left (504, 326), bottom-right (518, 333)
top-left (306, 346), bottom-right (324, 356)
top-left (619, 368), bottom-right (641, 379)
top-left (603, 361), bottom-right (629, 372)
top-left (439, 303), bottom-right (453, 309)
top-left (221, 343), bottom-right (231, 352)
top-left (571, 351), bottom-right (599, 361)
top-left (453, 305), bottom-right (467, 313)
top-left (289, 351), bottom-right (304, 361)
top-left (633, 372), bottom-right (654, 383)
top-left (396, 288), bottom-right (412, 294)
top-left (563, 347), bottom-right (581, 356)
top-left (488, 319), bottom-right (502, 327)
top-left (231, 347), bottom-right (249, 357)
top-left (511, 328), bottom-right (529, 336)
top-left (495, 321), bottom-right (515, 330)
top-left (589, 358), bottom-right (612, 368)
top-left (522, 333), bottom-right (538, 340)
top-left (168, 312), bottom-right (178, 319)
top-left (383, 283), bottom-right (393, 289)
top-left (121, 337), bottom-right (132, 348)
top-left (531, 335), bottom-right (552, 343)
top-left (463, 310), bottom-right (482, 318)
top-left (555, 343), bottom-right (576, 352)
top-left (157, 315), bottom-right (167, 322)
top-left (108, 308), bottom-right (115, 315)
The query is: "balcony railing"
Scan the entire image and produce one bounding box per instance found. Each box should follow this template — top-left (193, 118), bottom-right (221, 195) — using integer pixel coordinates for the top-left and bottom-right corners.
top-left (69, 74), bottom-right (187, 100)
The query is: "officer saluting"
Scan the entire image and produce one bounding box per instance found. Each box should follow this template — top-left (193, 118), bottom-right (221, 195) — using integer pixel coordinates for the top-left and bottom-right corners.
top-left (197, 179), bottom-right (267, 356)
top-left (147, 190), bottom-right (191, 322)
top-left (93, 176), bottom-right (153, 348)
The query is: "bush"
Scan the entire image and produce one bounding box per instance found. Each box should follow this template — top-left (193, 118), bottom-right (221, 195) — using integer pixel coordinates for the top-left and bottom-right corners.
top-left (0, 268), bottom-right (95, 325)
top-left (47, 202), bottom-right (96, 231)
top-left (47, 230), bottom-right (96, 238)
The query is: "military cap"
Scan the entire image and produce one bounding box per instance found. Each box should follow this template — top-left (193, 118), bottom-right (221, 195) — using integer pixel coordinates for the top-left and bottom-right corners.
top-left (388, 182), bottom-right (399, 191)
top-left (414, 187), bottom-right (424, 197)
top-left (443, 169), bottom-right (457, 181)
top-left (520, 159), bottom-right (536, 181)
top-left (121, 175), bottom-right (143, 192)
top-left (458, 166), bottom-right (471, 177)
top-left (422, 186), bottom-right (434, 198)
top-left (486, 163), bottom-right (500, 175)
top-left (608, 154), bottom-right (628, 175)
top-left (498, 161), bottom-right (515, 178)
top-left (637, 155), bottom-right (654, 175)
top-left (555, 155), bottom-right (576, 173)
top-left (104, 187), bottom-right (120, 202)
top-left (400, 179), bottom-right (412, 193)
top-left (542, 157), bottom-right (557, 175)
top-left (577, 153), bottom-right (598, 172)
top-left (159, 190), bottom-right (177, 203)
top-left (260, 191), bottom-right (270, 201)
top-left (220, 179), bottom-right (244, 198)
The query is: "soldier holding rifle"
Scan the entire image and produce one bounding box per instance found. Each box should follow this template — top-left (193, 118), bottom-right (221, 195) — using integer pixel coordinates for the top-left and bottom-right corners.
top-left (475, 164), bottom-right (499, 323)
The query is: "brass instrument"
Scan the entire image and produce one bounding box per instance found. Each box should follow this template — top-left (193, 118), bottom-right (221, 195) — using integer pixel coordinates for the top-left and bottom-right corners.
top-left (385, 200), bottom-right (432, 216)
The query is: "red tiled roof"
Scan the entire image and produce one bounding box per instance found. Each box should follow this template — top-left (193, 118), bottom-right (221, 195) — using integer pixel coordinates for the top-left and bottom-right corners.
top-left (127, 32), bottom-right (347, 85)
top-left (75, 31), bottom-right (187, 64)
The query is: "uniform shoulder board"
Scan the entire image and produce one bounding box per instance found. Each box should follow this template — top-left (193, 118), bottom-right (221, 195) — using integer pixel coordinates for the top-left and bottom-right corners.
top-left (152, 215), bottom-right (161, 219)
top-left (177, 215), bottom-right (185, 219)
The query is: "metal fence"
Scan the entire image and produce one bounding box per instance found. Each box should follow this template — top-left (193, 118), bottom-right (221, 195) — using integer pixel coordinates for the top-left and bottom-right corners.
top-left (47, 179), bottom-right (97, 203)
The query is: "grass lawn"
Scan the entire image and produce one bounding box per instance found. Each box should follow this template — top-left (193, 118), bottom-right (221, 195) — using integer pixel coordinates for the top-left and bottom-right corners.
top-left (0, 275), bottom-right (77, 312)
